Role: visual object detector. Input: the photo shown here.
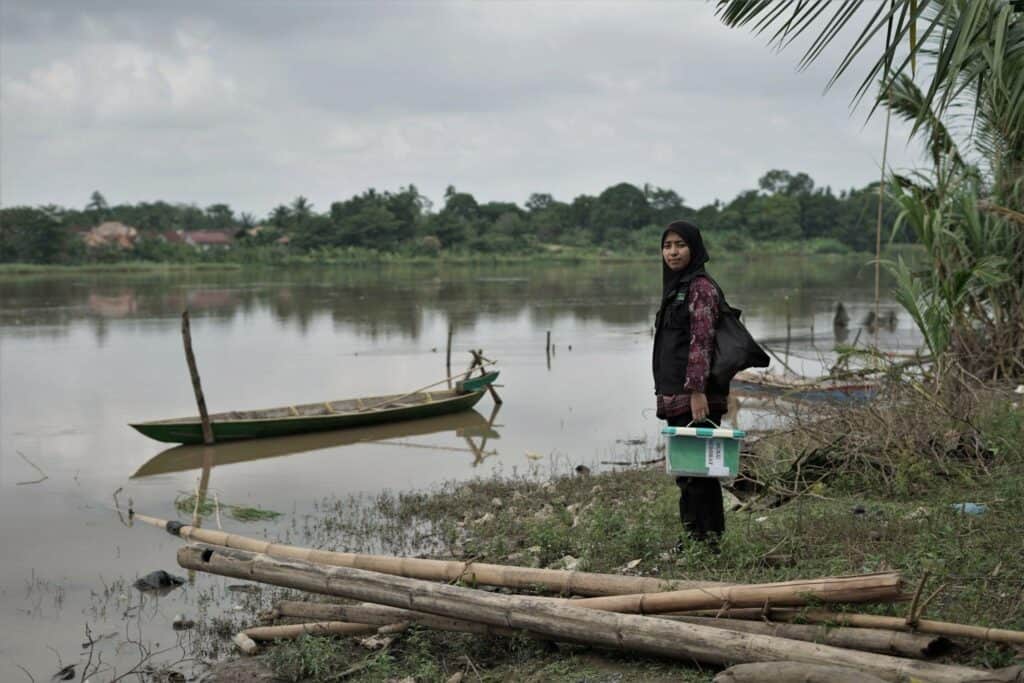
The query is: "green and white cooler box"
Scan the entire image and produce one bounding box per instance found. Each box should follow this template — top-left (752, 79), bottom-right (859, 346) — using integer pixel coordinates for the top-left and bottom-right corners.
top-left (661, 424), bottom-right (746, 479)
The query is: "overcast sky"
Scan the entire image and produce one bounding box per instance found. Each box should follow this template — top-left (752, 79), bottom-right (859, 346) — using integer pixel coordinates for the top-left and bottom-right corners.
top-left (1, 1), bottom-right (924, 217)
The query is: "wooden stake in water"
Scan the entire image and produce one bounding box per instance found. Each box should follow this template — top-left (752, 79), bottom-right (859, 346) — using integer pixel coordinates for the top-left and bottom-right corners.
top-left (182, 311), bottom-right (215, 445)
top-left (446, 321), bottom-right (454, 388)
top-left (784, 296), bottom-right (792, 374)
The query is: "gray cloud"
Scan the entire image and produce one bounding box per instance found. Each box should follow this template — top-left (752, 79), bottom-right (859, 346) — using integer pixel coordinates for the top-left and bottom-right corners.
top-left (1, 1), bottom-right (921, 215)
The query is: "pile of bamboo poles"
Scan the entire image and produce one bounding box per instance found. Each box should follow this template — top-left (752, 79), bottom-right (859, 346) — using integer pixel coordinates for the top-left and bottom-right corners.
top-left (135, 514), bottom-right (1024, 682)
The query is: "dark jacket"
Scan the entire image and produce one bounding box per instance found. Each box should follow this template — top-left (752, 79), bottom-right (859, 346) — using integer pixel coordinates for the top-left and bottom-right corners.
top-left (652, 275), bottom-right (730, 397)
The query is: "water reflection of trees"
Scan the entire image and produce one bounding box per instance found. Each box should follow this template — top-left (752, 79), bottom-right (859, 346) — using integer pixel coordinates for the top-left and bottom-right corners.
top-left (0, 260), bottom-right (897, 342)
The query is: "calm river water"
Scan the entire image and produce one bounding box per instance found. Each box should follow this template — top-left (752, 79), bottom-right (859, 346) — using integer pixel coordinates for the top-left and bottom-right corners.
top-left (0, 258), bottom-right (919, 679)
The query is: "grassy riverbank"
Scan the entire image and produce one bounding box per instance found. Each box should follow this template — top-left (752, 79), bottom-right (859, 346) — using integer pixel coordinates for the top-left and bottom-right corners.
top-left (0, 261), bottom-right (244, 276)
top-left (202, 385), bottom-right (1023, 682)
top-left (0, 240), bottom-right (922, 277)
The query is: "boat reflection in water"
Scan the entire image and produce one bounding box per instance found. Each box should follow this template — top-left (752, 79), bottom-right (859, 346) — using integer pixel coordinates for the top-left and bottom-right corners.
top-left (131, 406), bottom-right (501, 480)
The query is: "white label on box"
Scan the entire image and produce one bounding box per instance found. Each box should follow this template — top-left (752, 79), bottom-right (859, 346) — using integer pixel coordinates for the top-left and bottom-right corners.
top-left (705, 440), bottom-right (727, 476)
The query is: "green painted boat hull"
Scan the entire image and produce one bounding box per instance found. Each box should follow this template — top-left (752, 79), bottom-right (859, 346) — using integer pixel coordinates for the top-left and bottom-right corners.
top-left (130, 371), bottom-right (499, 445)
top-left (131, 410), bottom-right (498, 478)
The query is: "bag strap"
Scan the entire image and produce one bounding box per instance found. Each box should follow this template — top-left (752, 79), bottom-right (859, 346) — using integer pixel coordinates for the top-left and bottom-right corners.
top-left (699, 274), bottom-right (741, 319)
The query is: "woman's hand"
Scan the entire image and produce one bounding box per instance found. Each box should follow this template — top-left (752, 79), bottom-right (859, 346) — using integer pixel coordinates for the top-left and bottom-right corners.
top-left (690, 392), bottom-right (709, 422)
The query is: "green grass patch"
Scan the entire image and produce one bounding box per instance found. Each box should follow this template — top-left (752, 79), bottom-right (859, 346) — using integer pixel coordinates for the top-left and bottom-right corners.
top-left (229, 505), bottom-right (284, 522)
top-left (174, 493), bottom-right (282, 523)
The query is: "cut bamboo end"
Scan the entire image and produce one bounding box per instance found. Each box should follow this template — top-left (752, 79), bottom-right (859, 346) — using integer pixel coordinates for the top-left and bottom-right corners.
top-left (232, 632), bottom-right (258, 655)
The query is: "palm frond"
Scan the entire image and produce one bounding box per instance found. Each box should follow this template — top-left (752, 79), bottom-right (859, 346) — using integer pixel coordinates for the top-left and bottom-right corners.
top-left (881, 73), bottom-right (967, 169)
top-left (714, 0), bottom-right (1020, 117)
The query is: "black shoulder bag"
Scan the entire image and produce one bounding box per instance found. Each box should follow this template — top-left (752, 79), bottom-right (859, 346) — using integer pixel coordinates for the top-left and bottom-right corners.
top-left (705, 277), bottom-right (770, 385)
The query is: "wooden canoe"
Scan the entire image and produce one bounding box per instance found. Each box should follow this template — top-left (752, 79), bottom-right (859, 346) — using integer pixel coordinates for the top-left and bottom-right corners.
top-left (129, 371), bottom-right (499, 445)
top-left (131, 409), bottom-right (499, 477)
top-left (733, 370), bottom-right (877, 403)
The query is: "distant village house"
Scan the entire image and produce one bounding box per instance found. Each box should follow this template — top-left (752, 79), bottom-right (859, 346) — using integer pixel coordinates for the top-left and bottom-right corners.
top-left (160, 229), bottom-right (235, 249)
top-left (79, 223), bottom-right (237, 251)
top-left (82, 221), bottom-right (138, 249)
top-left (183, 230), bottom-right (234, 249)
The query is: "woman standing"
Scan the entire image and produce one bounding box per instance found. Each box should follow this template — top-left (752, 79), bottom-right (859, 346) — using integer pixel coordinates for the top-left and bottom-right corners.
top-left (652, 220), bottom-right (730, 547)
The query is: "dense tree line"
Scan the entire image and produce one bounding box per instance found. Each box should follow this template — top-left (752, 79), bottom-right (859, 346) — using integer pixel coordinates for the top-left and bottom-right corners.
top-left (0, 170), bottom-right (905, 264)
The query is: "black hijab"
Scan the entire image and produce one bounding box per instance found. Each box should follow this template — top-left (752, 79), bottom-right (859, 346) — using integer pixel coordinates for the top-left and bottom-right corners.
top-left (661, 220), bottom-right (710, 305)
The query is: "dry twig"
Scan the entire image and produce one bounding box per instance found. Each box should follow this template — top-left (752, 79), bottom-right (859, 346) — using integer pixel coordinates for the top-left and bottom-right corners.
top-left (15, 451), bottom-right (48, 486)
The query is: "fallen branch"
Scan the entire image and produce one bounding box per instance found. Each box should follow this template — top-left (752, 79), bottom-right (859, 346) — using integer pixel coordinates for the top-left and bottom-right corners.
top-left (600, 457), bottom-right (665, 466)
top-left (112, 487), bottom-right (129, 527)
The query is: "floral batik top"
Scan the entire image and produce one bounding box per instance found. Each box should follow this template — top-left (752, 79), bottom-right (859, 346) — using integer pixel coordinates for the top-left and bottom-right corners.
top-left (656, 276), bottom-right (729, 419)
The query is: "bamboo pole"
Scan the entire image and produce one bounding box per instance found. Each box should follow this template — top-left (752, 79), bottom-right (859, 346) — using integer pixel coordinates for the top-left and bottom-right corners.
top-left (357, 361), bottom-right (497, 413)
top-left (568, 572), bottom-right (905, 614)
top-left (130, 512), bottom-right (722, 595)
top-left (243, 621), bottom-right (386, 641)
top-left (272, 600), bottom-right (945, 658)
top-left (178, 544), bottom-right (1015, 683)
top-left (668, 616), bottom-right (950, 659)
top-left (181, 311), bottom-right (214, 445)
top-left (715, 662), bottom-right (889, 683)
top-left (271, 600), bottom-right (533, 639)
top-left (692, 607), bottom-right (1024, 647)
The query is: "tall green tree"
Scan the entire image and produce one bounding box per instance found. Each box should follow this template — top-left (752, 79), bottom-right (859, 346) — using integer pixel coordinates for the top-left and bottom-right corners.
top-left (205, 203), bottom-right (236, 230)
top-left (340, 206), bottom-right (401, 248)
top-left (86, 191), bottom-right (109, 225)
top-left (526, 193), bottom-right (555, 212)
top-left (432, 187), bottom-right (481, 247)
top-left (269, 205), bottom-right (291, 228)
top-left (645, 184), bottom-right (690, 225)
top-left (530, 200), bottom-right (573, 242)
top-left (591, 183), bottom-right (651, 241)
top-left (0, 207), bottom-right (70, 263)
top-left (291, 196), bottom-right (314, 225)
